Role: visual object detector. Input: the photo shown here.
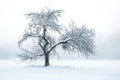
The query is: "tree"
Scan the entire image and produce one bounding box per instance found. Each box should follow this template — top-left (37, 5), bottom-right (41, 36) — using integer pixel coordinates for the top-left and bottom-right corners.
top-left (18, 8), bottom-right (95, 66)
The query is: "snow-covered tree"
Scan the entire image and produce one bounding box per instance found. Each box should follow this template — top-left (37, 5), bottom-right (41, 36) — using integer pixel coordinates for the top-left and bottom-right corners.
top-left (18, 8), bottom-right (95, 66)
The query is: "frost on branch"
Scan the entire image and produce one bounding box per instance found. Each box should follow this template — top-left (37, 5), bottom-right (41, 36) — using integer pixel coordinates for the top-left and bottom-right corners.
top-left (60, 22), bottom-right (95, 56)
top-left (25, 9), bottom-right (63, 33)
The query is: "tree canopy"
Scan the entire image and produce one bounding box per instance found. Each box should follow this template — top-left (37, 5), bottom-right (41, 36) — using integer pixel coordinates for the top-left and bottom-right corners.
top-left (18, 8), bottom-right (95, 66)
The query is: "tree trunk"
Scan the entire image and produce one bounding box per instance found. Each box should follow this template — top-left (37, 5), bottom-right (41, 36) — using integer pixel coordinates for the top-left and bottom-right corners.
top-left (45, 53), bottom-right (50, 66)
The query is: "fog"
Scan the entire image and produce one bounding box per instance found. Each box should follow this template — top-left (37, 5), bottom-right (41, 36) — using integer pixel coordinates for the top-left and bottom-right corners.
top-left (0, 0), bottom-right (120, 59)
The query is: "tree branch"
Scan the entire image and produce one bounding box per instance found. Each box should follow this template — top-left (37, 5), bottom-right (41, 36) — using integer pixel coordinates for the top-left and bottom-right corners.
top-left (47, 30), bottom-right (85, 54)
top-left (47, 38), bottom-right (73, 54)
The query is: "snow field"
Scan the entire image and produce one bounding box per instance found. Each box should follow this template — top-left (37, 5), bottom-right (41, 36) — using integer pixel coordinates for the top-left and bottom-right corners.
top-left (0, 60), bottom-right (120, 80)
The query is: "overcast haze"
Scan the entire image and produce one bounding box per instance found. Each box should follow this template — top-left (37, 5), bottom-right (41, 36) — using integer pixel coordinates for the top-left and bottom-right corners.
top-left (0, 0), bottom-right (120, 59)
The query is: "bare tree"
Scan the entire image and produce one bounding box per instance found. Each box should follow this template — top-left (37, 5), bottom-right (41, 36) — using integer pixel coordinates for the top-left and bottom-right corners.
top-left (18, 8), bottom-right (95, 66)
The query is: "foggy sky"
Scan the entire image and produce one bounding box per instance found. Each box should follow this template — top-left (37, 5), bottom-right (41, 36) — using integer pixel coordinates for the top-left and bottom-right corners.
top-left (0, 0), bottom-right (120, 59)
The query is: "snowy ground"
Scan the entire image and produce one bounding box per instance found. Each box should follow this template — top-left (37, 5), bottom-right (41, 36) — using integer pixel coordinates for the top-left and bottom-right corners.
top-left (0, 59), bottom-right (120, 80)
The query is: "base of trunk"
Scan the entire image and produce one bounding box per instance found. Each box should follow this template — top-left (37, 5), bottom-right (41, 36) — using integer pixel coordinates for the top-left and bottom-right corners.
top-left (45, 62), bottom-right (49, 66)
top-left (44, 54), bottom-right (50, 67)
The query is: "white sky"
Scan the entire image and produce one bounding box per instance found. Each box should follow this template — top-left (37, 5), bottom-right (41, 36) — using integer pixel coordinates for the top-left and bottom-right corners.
top-left (0, 0), bottom-right (120, 59)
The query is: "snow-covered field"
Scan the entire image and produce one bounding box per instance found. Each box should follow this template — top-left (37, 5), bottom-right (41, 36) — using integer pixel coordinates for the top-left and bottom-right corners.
top-left (0, 59), bottom-right (120, 80)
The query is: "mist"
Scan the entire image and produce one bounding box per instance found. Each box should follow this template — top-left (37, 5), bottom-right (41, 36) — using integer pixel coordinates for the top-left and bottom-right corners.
top-left (0, 0), bottom-right (120, 60)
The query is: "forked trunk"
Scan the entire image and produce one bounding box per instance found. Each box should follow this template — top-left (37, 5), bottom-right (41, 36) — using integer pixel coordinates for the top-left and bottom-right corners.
top-left (45, 53), bottom-right (49, 66)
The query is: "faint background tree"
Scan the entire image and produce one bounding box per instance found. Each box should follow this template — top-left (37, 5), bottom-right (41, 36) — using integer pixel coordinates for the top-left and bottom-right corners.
top-left (18, 8), bottom-right (95, 66)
